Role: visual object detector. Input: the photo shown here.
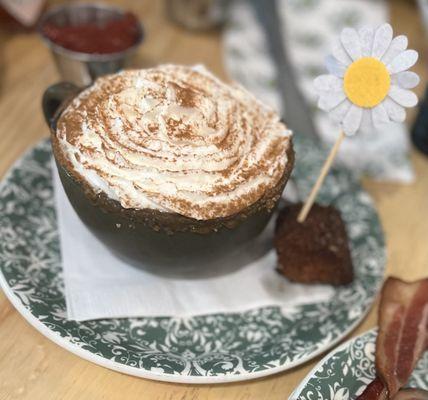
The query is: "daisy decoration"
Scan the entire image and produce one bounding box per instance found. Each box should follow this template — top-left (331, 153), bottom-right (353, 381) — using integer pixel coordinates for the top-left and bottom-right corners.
top-left (298, 23), bottom-right (420, 222)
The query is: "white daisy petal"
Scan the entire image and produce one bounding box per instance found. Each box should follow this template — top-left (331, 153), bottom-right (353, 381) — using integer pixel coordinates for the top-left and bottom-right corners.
top-left (342, 104), bottom-right (363, 135)
top-left (318, 91), bottom-right (347, 111)
top-left (340, 27), bottom-right (362, 61)
top-left (360, 109), bottom-right (373, 131)
top-left (371, 103), bottom-right (390, 128)
top-left (381, 35), bottom-right (408, 65)
top-left (395, 71), bottom-right (420, 89)
top-left (382, 97), bottom-right (406, 122)
top-left (314, 75), bottom-right (343, 92)
top-left (332, 42), bottom-right (352, 65)
top-left (371, 23), bottom-right (393, 59)
top-left (388, 85), bottom-right (418, 108)
top-left (329, 99), bottom-right (352, 123)
top-left (359, 27), bottom-right (375, 57)
top-left (325, 54), bottom-right (346, 77)
top-left (387, 49), bottom-right (418, 74)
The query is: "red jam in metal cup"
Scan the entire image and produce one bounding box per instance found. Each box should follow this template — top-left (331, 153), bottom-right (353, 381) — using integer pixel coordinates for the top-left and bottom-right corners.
top-left (41, 11), bottom-right (140, 54)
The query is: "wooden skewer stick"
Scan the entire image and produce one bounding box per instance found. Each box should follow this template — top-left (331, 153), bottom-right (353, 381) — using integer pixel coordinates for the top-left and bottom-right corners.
top-left (297, 130), bottom-right (346, 223)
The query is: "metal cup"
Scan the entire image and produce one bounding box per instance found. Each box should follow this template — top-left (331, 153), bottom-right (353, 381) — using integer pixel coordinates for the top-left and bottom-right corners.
top-left (38, 3), bottom-right (144, 87)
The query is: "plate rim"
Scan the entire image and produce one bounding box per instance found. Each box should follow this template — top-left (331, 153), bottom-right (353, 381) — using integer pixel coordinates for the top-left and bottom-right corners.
top-left (289, 329), bottom-right (377, 399)
top-left (0, 266), bottom-right (375, 384)
top-left (0, 140), bottom-right (383, 384)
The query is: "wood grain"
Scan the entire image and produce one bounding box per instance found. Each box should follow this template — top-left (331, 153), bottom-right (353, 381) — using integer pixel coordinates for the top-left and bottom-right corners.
top-left (1, 1), bottom-right (428, 399)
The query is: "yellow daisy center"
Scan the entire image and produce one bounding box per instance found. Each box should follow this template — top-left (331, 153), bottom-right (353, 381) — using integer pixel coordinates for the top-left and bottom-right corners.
top-left (343, 57), bottom-right (391, 108)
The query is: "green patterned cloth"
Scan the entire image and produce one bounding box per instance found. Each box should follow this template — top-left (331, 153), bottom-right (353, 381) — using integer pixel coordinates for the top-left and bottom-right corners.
top-left (224, 0), bottom-right (415, 183)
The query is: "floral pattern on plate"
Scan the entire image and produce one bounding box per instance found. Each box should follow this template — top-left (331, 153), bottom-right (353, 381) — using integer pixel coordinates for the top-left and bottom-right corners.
top-left (0, 134), bottom-right (385, 382)
top-left (291, 329), bottom-right (428, 399)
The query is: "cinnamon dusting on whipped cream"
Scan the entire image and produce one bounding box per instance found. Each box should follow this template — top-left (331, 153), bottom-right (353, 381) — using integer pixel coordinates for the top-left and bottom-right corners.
top-left (56, 65), bottom-right (292, 220)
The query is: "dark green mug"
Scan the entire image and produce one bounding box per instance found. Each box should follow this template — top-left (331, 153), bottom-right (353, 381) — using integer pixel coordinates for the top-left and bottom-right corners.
top-left (43, 82), bottom-right (293, 269)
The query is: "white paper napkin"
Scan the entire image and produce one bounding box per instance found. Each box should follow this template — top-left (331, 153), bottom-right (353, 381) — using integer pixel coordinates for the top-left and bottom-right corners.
top-left (52, 163), bottom-right (334, 321)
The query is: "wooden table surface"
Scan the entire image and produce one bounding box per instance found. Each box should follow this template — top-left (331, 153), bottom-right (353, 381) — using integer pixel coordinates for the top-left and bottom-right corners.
top-left (1, 1), bottom-right (427, 399)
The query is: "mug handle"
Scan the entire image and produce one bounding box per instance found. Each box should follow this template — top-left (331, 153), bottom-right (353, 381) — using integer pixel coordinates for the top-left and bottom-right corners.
top-left (42, 82), bottom-right (80, 128)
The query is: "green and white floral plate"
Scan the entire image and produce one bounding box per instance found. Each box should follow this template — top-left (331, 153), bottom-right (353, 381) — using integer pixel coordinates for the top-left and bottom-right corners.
top-left (0, 134), bottom-right (385, 383)
top-left (291, 329), bottom-right (428, 399)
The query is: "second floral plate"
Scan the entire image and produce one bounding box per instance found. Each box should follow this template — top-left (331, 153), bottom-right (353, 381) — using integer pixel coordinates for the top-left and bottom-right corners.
top-left (291, 329), bottom-right (428, 399)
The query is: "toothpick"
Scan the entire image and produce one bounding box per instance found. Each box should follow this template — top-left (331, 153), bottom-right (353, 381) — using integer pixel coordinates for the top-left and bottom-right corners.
top-left (297, 131), bottom-right (346, 223)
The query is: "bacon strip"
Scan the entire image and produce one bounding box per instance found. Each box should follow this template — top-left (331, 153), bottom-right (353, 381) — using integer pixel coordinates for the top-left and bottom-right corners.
top-left (358, 383), bottom-right (428, 400)
top-left (357, 277), bottom-right (428, 399)
top-left (392, 389), bottom-right (428, 400)
top-left (357, 377), bottom-right (387, 400)
top-left (378, 278), bottom-right (428, 396)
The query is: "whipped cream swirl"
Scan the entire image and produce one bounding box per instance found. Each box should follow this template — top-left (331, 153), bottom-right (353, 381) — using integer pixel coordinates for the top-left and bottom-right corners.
top-left (56, 65), bottom-right (292, 220)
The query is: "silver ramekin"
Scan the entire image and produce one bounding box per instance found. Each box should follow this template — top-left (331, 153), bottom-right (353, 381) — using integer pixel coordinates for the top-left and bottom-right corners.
top-left (38, 3), bottom-right (144, 86)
